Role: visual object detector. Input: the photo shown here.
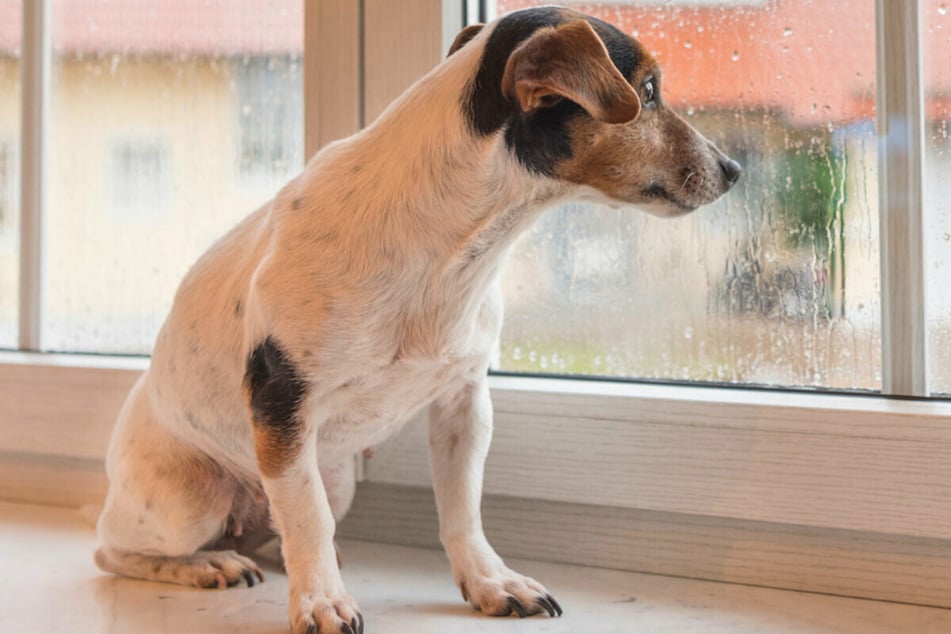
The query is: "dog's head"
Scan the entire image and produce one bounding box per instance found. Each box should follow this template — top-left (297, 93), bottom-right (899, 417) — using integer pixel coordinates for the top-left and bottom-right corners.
top-left (452, 7), bottom-right (741, 216)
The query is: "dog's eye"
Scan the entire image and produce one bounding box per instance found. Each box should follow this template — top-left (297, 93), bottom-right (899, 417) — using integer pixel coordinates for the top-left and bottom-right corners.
top-left (642, 78), bottom-right (656, 105)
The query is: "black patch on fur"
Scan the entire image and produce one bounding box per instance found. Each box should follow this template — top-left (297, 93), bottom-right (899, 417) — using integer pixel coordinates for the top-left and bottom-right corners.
top-left (464, 9), bottom-right (642, 176)
top-left (586, 17), bottom-right (640, 81)
top-left (244, 337), bottom-right (307, 433)
top-left (466, 7), bottom-right (565, 137)
top-left (504, 98), bottom-right (581, 177)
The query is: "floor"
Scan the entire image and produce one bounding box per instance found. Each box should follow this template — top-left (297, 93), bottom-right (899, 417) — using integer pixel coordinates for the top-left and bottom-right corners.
top-left (3, 502), bottom-right (951, 634)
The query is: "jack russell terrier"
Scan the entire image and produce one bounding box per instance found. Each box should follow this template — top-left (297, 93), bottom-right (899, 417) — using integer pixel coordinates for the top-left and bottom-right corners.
top-left (95, 6), bottom-right (741, 633)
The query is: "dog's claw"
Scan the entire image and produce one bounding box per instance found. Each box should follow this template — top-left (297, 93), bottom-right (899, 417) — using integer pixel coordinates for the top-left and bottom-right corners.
top-left (242, 570), bottom-right (256, 587)
top-left (511, 596), bottom-right (529, 618)
top-left (506, 596), bottom-right (529, 618)
top-left (305, 623), bottom-right (318, 634)
top-left (546, 593), bottom-right (564, 617)
top-left (340, 622), bottom-right (354, 634)
top-left (535, 595), bottom-right (556, 617)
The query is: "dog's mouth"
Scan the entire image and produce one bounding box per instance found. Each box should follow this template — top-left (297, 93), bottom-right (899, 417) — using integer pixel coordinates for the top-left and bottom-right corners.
top-left (642, 183), bottom-right (697, 213)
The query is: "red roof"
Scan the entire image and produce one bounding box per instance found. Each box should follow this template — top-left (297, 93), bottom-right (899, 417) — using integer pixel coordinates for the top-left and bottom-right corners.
top-left (0, 1), bottom-right (302, 56)
top-left (1, 1), bottom-right (948, 125)
top-left (501, 0), bottom-right (951, 125)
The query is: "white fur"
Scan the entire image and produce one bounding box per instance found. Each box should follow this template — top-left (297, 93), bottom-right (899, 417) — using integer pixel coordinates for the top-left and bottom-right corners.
top-left (94, 10), bottom-right (737, 632)
top-left (95, 22), bottom-right (571, 633)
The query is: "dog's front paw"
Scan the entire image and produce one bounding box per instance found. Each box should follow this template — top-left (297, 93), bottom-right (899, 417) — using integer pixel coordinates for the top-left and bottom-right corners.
top-left (458, 570), bottom-right (563, 619)
top-left (291, 591), bottom-right (364, 634)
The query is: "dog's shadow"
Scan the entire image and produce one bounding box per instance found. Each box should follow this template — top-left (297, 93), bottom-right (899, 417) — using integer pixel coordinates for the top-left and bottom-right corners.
top-left (91, 573), bottom-right (289, 634)
top-left (89, 566), bottom-right (480, 632)
top-left (396, 601), bottom-right (475, 618)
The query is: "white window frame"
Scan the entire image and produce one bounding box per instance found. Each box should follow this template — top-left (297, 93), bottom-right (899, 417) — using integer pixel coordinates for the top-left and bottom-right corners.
top-left (4, 0), bottom-right (951, 608)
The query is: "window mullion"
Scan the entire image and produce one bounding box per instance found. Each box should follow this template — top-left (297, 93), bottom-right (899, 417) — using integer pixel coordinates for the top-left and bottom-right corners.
top-left (876, 0), bottom-right (928, 396)
top-left (303, 0), bottom-right (363, 160)
top-left (18, 0), bottom-right (50, 352)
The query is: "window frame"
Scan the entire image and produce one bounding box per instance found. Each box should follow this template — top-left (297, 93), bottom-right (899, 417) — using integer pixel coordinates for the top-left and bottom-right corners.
top-left (3, 0), bottom-right (951, 608)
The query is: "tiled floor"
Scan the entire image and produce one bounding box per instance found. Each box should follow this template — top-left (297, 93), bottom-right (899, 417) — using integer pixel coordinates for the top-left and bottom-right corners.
top-left (3, 500), bottom-right (951, 633)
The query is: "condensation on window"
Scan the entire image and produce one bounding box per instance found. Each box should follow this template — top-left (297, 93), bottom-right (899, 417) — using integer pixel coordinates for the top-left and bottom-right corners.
top-left (493, 0), bottom-right (881, 390)
top-left (0, 0), bottom-right (20, 349)
top-left (42, 0), bottom-right (302, 354)
top-left (925, 0), bottom-right (951, 395)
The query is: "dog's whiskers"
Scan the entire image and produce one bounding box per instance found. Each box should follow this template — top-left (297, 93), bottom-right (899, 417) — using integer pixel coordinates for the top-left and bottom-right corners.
top-left (680, 170), bottom-right (697, 191)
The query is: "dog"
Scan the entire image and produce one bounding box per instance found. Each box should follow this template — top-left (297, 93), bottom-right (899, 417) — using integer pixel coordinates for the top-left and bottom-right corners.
top-left (94, 6), bottom-right (741, 633)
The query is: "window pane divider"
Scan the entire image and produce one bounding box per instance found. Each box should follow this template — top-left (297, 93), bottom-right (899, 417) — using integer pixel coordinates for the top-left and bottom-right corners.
top-left (18, 0), bottom-right (49, 352)
top-left (304, 0), bottom-right (363, 160)
top-left (876, 0), bottom-right (928, 396)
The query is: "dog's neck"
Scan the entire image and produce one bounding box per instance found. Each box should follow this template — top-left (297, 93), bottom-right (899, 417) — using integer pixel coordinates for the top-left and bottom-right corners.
top-left (283, 45), bottom-right (579, 358)
top-left (306, 50), bottom-right (572, 282)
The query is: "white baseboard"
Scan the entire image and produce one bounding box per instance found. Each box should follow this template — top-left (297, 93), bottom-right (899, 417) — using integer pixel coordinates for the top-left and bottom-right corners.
top-left (3, 450), bottom-right (951, 610)
top-left (339, 482), bottom-right (951, 610)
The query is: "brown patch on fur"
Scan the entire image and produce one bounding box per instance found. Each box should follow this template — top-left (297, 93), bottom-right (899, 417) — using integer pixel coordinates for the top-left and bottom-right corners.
top-left (449, 23), bottom-right (484, 56)
top-left (501, 20), bottom-right (640, 124)
top-left (555, 90), bottom-right (728, 212)
top-left (251, 423), bottom-right (303, 479)
top-left (530, 26), bottom-right (737, 213)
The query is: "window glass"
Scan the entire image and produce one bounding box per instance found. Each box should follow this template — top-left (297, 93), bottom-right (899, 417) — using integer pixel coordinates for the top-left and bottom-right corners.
top-left (925, 0), bottom-right (951, 395)
top-left (43, 0), bottom-right (302, 353)
top-left (491, 0), bottom-right (881, 390)
top-left (0, 1), bottom-right (19, 349)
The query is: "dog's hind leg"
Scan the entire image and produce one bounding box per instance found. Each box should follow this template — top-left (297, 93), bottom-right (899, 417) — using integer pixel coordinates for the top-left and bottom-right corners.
top-left (94, 546), bottom-right (263, 589)
top-left (94, 377), bottom-right (264, 589)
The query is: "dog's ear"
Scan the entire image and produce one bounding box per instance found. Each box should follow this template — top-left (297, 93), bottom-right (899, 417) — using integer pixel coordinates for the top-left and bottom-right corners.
top-left (500, 20), bottom-right (640, 124)
top-left (448, 23), bottom-right (484, 56)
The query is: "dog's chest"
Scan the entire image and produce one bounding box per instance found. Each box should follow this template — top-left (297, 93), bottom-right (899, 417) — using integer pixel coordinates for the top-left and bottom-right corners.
top-left (309, 280), bottom-right (504, 460)
top-left (314, 354), bottom-right (480, 457)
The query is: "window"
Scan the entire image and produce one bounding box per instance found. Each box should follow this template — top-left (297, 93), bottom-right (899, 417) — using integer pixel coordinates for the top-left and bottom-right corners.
top-left (0, 141), bottom-right (15, 349)
top-left (4, 1), bottom-right (951, 607)
top-left (235, 56), bottom-right (304, 182)
top-left (0, 0), bottom-right (19, 350)
top-left (38, 0), bottom-right (303, 354)
top-left (926, 2), bottom-right (951, 395)
top-left (0, 141), bottom-right (15, 231)
top-left (491, 0), bottom-right (883, 392)
top-left (109, 139), bottom-right (170, 224)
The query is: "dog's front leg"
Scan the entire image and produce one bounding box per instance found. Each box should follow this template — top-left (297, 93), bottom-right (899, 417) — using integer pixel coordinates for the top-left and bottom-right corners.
top-left (428, 379), bottom-right (563, 619)
top-left (245, 336), bottom-right (362, 633)
top-left (255, 424), bottom-right (363, 634)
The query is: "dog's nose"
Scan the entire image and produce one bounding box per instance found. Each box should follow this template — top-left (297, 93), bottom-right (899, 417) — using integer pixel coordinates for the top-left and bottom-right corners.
top-left (720, 157), bottom-right (743, 186)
